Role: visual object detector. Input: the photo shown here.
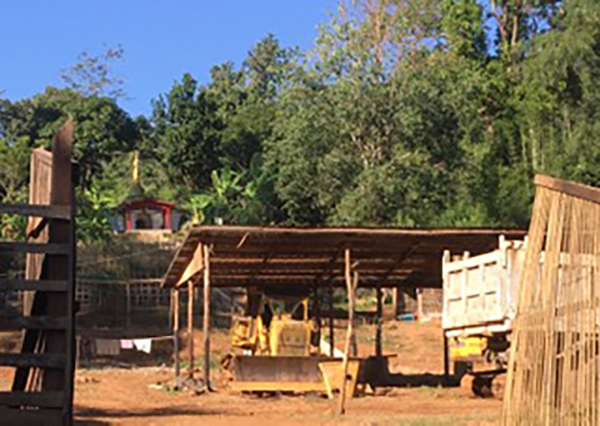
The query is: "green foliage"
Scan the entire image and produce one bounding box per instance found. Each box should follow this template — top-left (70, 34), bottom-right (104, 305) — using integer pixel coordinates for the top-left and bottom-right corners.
top-left (77, 185), bottom-right (117, 242)
top-left (4, 1), bottom-right (600, 236)
top-left (60, 44), bottom-right (126, 99)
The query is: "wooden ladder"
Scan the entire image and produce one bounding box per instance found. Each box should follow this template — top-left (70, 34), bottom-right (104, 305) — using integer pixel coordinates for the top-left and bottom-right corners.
top-left (0, 121), bottom-right (76, 426)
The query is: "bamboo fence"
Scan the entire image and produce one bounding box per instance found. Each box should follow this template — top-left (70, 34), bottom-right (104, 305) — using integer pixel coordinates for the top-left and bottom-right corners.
top-left (503, 175), bottom-right (600, 425)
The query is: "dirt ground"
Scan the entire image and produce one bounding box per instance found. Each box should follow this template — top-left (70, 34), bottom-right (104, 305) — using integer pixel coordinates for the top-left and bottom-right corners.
top-left (1, 319), bottom-right (502, 425)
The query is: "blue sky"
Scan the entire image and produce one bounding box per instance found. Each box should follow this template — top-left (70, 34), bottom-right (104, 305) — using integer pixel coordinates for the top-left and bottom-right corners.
top-left (0, 1), bottom-right (338, 116)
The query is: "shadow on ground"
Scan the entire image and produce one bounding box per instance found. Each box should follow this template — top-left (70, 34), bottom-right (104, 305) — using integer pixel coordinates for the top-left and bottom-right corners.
top-left (382, 373), bottom-right (461, 388)
top-left (76, 406), bottom-right (222, 420)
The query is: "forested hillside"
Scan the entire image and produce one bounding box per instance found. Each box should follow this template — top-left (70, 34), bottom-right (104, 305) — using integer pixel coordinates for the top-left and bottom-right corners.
top-left (2, 0), bottom-right (599, 239)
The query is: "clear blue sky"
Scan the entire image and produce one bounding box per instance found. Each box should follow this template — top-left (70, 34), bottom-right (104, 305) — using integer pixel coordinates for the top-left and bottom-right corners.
top-left (0, 1), bottom-right (338, 117)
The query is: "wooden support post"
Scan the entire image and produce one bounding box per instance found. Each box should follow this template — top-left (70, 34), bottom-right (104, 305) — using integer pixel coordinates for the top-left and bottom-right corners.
top-left (392, 286), bottom-right (399, 317)
top-left (443, 332), bottom-right (450, 377)
top-left (375, 285), bottom-right (383, 357)
top-left (202, 244), bottom-right (212, 391)
top-left (187, 280), bottom-right (195, 381)
top-left (339, 248), bottom-right (358, 415)
top-left (126, 282), bottom-right (131, 328)
top-left (314, 284), bottom-right (321, 346)
top-left (173, 289), bottom-right (181, 388)
top-left (329, 281), bottom-right (334, 357)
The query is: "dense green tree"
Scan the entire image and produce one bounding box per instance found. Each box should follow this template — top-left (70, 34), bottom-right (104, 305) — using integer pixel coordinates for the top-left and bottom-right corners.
top-left (5, 0), bottom-right (600, 236)
top-left (152, 73), bottom-right (222, 193)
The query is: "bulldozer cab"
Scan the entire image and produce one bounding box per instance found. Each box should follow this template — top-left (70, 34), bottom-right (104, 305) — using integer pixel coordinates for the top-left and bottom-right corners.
top-left (229, 288), bottom-right (316, 356)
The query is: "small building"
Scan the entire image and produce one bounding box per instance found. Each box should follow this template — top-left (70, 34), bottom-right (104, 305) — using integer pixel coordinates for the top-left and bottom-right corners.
top-left (120, 196), bottom-right (177, 232)
top-left (110, 153), bottom-right (186, 237)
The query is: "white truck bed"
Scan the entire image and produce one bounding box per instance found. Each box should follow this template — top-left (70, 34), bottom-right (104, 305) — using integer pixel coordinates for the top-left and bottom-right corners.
top-left (442, 237), bottom-right (526, 337)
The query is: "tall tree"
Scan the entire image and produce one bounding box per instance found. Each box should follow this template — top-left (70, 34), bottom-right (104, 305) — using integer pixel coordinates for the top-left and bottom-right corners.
top-left (60, 44), bottom-right (126, 99)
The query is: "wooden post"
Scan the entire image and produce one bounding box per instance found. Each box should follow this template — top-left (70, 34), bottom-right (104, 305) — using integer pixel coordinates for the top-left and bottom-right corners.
top-left (314, 284), bottom-right (321, 347)
top-left (392, 286), bottom-right (399, 317)
top-left (443, 333), bottom-right (450, 377)
top-left (202, 244), bottom-right (212, 391)
top-left (329, 281), bottom-right (334, 357)
top-left (339, 248), bottom-right (358, 415)
top-left (187, 279), bottom-right (195, 381)
top-left (173, 289), bottom-right (181, 388)
top-left (126, 282), bottom-right (131, 328)
top-left (417, 288), bottom-right (423, 320)
top-left (375, 285), bottom-right (383, 357)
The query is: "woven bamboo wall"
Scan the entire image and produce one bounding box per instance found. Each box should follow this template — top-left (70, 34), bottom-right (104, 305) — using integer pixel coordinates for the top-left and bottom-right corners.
top-left (503, 175), bottom-right (600, 425)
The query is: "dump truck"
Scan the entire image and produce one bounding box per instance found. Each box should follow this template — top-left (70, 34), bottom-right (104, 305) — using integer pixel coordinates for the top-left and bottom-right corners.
top-left (442, 236), bottom-right (526, 395)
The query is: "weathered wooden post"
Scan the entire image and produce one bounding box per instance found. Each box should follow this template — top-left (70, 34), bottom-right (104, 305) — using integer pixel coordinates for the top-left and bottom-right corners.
top-left (172, 289), bottom-right (181, 388)
top-left (314, 284), bottom-right (321, 346)
top-left (187, 279), bottom-right (195, 380)
top-left (375, 284), bottom-right (383, 357)
top-left (339, 248), bottom-right (358, 415)
top-left (329, 281), bottom-right (335, 357)
top-left (202, 244), bottom-right (212, 391)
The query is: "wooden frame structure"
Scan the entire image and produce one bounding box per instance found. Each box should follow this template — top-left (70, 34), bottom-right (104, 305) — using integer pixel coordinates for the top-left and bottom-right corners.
top-left (503, 175), bottom-right (600, 425)
top-left (0, 120), bottom-right (77, 426)
top-left (162, 226), bottom-right (525, 410)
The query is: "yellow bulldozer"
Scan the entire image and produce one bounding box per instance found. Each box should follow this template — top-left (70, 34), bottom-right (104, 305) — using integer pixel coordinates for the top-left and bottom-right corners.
top-left (230, 296), bottom-right (316, 356)
top-left (224, 289), bottom-right (336, 394)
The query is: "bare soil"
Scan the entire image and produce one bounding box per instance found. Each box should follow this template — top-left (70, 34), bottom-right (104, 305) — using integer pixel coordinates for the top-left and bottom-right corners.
top-left (1, 320), bottom-right (502, 425)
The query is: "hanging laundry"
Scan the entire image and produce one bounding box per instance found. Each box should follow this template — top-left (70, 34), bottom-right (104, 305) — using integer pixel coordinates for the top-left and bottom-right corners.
top-left (133, 339), bottom-right (152, 354)
top-left (95, 339), bottom-right (120, 356)
top-left (120, 339), bottom-right (134, 350)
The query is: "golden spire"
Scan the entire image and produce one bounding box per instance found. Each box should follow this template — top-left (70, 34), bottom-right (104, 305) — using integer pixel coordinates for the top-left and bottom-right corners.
top-left (132, 150), bottom-right (140, 182)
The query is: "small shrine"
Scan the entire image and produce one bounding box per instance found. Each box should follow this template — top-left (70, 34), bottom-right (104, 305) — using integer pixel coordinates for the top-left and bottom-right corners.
top-left (112, 152), bottom-right (185, 235)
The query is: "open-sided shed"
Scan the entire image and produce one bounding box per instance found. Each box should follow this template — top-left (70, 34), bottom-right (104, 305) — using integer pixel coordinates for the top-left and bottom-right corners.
top-left (162, 225), bottom-right (526, 410)
top-left (163, 226), bottom-right (527, 290)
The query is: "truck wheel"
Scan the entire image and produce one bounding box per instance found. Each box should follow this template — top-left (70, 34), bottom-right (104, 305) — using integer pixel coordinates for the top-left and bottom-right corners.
top-left (471, 375), bottom-right (494, 398)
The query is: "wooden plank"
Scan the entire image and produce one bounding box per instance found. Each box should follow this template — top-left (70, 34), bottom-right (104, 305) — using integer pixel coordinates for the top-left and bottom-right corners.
top-left (0, 353), bottom-right (65, 369)
top-left (175, 242), bottom-right (204, 286)
top-left (187, 279), bottom-right (195, 380)
top-left (0, 203), bottom-right (71, 219)
top-left (0, 279), bottom-right (68, 292)
top-left (0, 391), bottom-right (64, 408)
top-left (0, 407), bottom-right (63, 426)
top-left (0, 242), bottom-right (70, 255)
top-left (535, 174), bottom-right (600, 204)
top-left (202, 244), bottom-right (212, 390)
top-left (0, 316), bottom-right (69, 331)
top-left (375, 285), bottom-right (383, 357)
top-left (339, 249), bottom-right (359, 415)
top-left (172, 290), bottom-right (181, 388)
top-left (42, 119), bottom-right (74, 400)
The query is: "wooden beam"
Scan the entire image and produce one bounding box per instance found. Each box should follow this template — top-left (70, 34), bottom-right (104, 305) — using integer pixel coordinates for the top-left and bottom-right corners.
top-left (339, 249), bottom-right (359, 415)
top-left (443, 332), bottom-right (450, 377)
top-left (0, 279), bottom-right (68, 292)
top-left (314, 284), bottom-right (321, 347)
top-left (176, 242), bottom-right (204, 287)
top-left (329, 281), bottom-right (334, 357)
top-left (0, 203), bottom-right (71, 220)
top-left (0, 391), bottom-right (64, 408)
top-left (0, 353), bottom-right (65, 369)
top-left (0, 242), bottom-right (70, 255)
top-left (375, 285), bottom-right (383, 357)
top-left (187, 280), bottom-right (195, 380)
top-left (534, 174), bottom-right (600, 204)
top-left (172, 289), bottom-right (181, 389)
top-left (42, 119), bottom-right (74, 400)
top-left (202, 244), bottom-right (212, 391)
top-left (0, 408), bottom-right (63, 426)
top-left (0, 316), bottom-right (69, 331)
